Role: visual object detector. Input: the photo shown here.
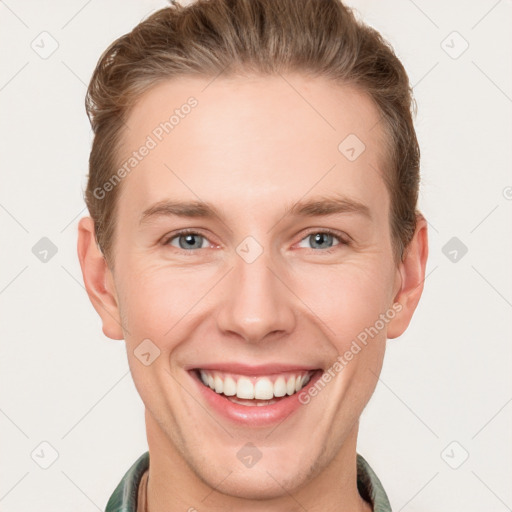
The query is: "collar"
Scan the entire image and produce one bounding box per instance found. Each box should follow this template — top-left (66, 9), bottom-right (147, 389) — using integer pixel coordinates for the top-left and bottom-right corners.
top-left (105, 451), bottom-right (392, 511)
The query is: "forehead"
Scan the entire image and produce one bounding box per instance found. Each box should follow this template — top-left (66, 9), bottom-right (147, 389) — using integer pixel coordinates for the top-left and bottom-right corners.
top-left (117, 74), bottom-right (389, 221)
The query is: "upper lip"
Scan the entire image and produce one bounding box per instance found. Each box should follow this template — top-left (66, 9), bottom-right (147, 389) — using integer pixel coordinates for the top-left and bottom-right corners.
top-left (187, 362), bottom-right (321, 376)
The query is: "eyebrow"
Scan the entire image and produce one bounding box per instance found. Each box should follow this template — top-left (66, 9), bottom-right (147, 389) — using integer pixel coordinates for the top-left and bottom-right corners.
top-left (139, 194), bottom-right (372, 225)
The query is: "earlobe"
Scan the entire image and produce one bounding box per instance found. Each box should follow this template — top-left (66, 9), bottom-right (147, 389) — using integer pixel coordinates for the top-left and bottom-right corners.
top-left (77, 217), bottom-right (124, 340)
top-left (387, 214), bottom-right (429, 339)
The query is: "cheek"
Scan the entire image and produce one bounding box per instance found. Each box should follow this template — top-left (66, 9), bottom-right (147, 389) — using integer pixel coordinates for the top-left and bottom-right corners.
top-left (292, 260), bottom-right (394, 338)
top-left (116, 261), bottom-right (201, 347)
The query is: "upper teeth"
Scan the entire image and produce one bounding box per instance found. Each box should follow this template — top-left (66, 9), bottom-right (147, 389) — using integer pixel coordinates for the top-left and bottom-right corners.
top-left (199, 370), bottom-right (312, 400)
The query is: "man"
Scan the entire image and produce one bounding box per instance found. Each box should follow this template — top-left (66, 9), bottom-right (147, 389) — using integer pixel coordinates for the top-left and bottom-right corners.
top-left (77, 0), bottom-right (428, 510)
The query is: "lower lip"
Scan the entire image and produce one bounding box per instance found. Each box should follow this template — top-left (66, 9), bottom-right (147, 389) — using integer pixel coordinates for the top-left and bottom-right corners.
top-left (189, 369), bottom-right (322, 427)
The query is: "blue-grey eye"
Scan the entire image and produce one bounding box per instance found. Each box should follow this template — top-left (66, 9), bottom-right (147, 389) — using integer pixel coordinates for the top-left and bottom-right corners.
top-left (298, 232), bottom-right (341, 250)
top-left (168, 232), bottom-right (207, 250)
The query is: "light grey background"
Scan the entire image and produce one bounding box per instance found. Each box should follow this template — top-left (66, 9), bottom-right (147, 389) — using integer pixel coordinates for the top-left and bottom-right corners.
top-left (1, 0), bottom-right (511, 510)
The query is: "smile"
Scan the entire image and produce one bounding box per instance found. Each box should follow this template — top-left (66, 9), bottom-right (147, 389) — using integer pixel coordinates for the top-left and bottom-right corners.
top-left (188, 365), bottom-right (323, 425)
top-left (197, 369), bottom-right (314, 404)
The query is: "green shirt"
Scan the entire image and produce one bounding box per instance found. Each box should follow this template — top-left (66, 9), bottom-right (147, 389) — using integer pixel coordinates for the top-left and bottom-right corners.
top-left (105, 451), bottom-right (392, 511)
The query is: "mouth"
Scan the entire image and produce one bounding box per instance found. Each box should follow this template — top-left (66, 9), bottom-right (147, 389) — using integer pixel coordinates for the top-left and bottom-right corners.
top-left (194, 368), bottom-right (316, 406)
top-left (188, 366), bottom-right (323, 426)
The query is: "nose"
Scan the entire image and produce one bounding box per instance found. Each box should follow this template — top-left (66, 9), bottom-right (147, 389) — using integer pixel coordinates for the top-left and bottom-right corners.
top-left (215, 245), bottom-right (297, 344)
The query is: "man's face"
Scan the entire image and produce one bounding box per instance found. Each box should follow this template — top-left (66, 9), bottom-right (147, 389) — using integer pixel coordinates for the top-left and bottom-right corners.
top-left (104, 75), bottom-right (404, 497)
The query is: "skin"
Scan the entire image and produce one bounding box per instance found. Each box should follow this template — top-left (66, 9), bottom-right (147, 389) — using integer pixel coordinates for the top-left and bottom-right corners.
top-left (78, 74), bottom-right (428, 511)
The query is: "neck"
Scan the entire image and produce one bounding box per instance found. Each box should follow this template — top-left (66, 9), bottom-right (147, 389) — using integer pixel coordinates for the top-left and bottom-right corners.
top-left (144, 410), bottom-right (372, 512)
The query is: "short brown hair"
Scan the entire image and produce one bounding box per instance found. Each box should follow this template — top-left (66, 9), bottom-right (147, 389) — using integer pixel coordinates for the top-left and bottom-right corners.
top-left (85, 0), bottom-right (421, 267)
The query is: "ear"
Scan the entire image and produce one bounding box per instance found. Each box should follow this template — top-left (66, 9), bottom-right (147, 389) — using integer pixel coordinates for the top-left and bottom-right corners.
top-left (387, 214), bottom-right (429, 339)
top-left (77, 216), bottom-right (124, 340)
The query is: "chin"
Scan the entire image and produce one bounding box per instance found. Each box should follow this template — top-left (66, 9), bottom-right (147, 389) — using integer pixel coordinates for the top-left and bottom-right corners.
top-left (206, 469), bottom-right (306, 501)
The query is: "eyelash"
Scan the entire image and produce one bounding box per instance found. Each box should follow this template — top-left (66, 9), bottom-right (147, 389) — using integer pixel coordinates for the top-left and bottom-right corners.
top-left (161, 228), bottom-right (350, 254)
